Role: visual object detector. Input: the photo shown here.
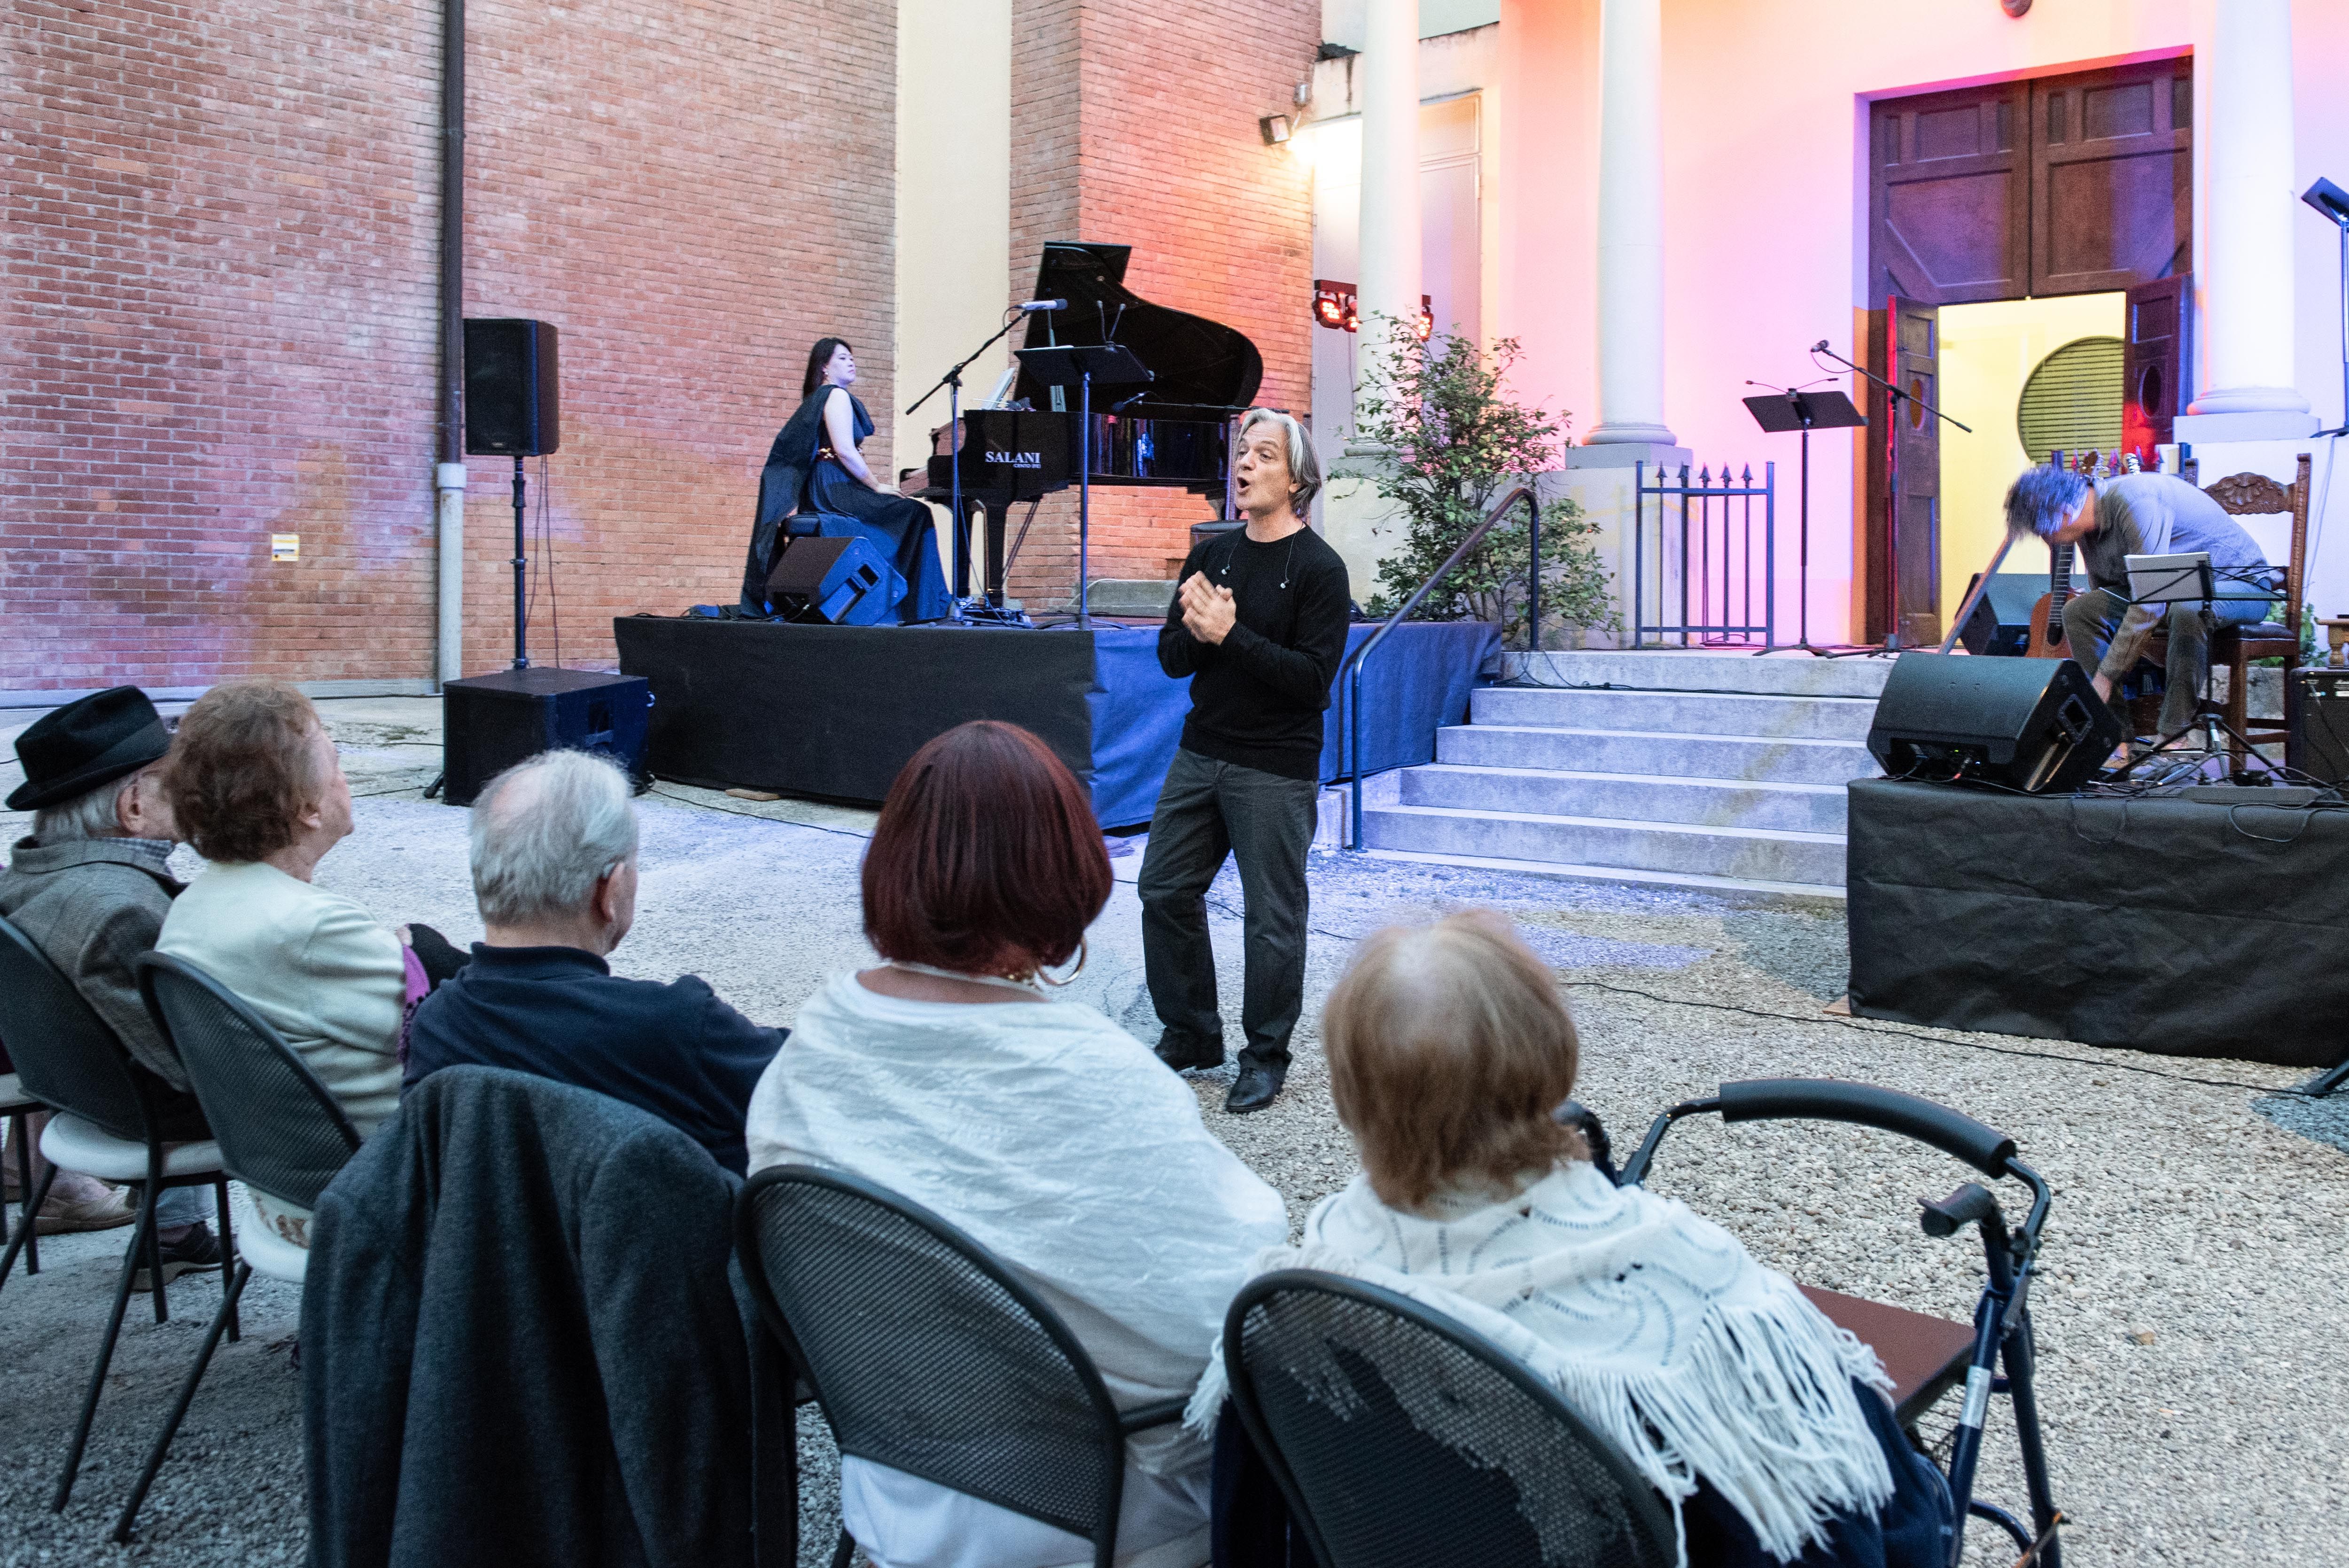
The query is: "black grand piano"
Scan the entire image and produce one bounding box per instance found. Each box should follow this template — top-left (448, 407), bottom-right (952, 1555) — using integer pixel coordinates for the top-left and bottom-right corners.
top-left (923, 241), bottom-right (1264, 607)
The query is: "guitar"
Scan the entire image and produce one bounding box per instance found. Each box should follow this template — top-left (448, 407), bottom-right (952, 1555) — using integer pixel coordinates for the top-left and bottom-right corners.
top-left (2024, 450), bottom-right (2139, 658)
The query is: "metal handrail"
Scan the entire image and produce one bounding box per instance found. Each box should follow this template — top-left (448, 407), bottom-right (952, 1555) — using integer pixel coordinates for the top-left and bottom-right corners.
top-left (1343, 484), bottom-right (1542, 850)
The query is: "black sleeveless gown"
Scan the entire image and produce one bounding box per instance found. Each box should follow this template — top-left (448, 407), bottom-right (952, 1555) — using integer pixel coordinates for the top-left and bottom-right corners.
top-left (739, 388), bottom-right (950, 622)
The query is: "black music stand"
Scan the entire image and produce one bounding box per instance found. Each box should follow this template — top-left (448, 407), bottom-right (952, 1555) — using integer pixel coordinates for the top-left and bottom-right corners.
top-left (1744, 388), bottom-right (1867, 656)
top-left (1016, 343), bottom-right (1152, 627)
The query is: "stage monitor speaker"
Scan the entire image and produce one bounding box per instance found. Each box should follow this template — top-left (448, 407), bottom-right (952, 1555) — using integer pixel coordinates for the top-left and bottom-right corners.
top-left (1867, 651), bottom-right (2120, 794)
top-left (441, 667), bottom-right (649, 807)
top-left (2289, 668), bottom-right (2349, 784)
top-left (464, 318), bottom-right (561, 457)
top-left (1956, 573), bottom-right (2046, 657)
top-left (766, 536), bottom-right (905, 626)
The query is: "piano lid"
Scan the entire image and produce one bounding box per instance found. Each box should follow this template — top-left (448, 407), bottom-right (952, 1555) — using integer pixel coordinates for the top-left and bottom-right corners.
top-left (1012, 242), bottom-right (1264, 419)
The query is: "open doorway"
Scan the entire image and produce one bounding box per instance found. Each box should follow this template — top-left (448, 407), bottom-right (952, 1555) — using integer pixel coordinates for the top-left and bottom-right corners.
top-left (1937, 294), bottom-right (2125, 610)
top-left (1859, 54), bottom-right (2190, 644)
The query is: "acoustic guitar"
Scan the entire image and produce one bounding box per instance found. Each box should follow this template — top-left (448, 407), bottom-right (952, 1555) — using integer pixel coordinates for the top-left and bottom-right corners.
top-left (2023, 450), bottom-right (2138, 659)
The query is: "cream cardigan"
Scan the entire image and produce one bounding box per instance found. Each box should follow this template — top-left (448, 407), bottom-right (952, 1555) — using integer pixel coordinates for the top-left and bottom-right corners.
top-left (157, 859), bottom-right (405, 1134)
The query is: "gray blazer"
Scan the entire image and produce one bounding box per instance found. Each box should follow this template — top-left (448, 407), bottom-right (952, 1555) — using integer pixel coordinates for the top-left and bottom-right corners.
top-left (0, 835), bottom-right (187, 1089)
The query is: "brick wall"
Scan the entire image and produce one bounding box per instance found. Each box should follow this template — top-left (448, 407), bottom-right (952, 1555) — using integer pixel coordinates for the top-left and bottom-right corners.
top-left (2, 0), bottom-right (896, 690)
top-left (1005, 0), bottom-right (1319, 605)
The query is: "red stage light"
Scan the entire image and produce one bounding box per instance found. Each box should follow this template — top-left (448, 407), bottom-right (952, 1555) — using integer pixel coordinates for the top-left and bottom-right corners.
top-left (1313, 279), bottom-right (1356, 331)
top-left (1415, 295), bottom-right (1433, 341)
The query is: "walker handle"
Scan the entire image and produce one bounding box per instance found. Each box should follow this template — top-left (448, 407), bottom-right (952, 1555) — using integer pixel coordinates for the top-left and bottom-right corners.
top-left (1718, 1079), bottom-right (2017, 1177)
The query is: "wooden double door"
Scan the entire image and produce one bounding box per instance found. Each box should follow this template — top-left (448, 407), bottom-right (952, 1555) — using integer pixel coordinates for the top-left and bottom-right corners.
top-left (1861, 58), bottom-right (2192, 645)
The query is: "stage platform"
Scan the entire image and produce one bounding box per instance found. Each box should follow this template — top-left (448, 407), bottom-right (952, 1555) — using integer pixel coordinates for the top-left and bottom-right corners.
top-left (613, 616), bottom-right (1502, 829)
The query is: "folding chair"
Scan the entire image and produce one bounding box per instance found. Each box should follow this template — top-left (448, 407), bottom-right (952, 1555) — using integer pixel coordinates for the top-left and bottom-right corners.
top-left (1619, 1078), bottom-right (2062, 1568)
top-left (0, 914), bottom-right (234, 1511)
top-left (1, 1071), bottom-right (47, 1287)
top-left (1222, 1269), bottom-right (1678, 1568)
top-left (735, 1165), bottom-right (1190, 1568)
top-left (110, 951), bottom-right (366, 1542)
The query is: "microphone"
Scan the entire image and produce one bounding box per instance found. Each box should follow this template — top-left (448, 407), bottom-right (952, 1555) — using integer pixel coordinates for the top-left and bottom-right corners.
top-left (1018, 299), bottom-right (1068, 312)
top-left (1812, 339), bottom-right (1832, 353)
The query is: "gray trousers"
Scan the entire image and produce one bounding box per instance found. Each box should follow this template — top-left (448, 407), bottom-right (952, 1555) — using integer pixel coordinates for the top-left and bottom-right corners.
top-left (1137, 748), bottom-right (1318, 1071)
top-left (2062, 587), bottom-right (2266, 737)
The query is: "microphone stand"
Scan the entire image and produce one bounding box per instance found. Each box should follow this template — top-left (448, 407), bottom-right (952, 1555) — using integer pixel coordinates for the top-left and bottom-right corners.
top-left (909, 309), bottom-right (1031, 617)
top-left (1811, 339), bottom-right (1973, 654)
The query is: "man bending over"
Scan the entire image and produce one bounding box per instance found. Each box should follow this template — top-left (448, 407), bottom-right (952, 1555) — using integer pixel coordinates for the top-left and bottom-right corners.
top-left (2003, 464), bottom-right (2273, 741)
top-left (404, 749), bottom-right (782, 1172)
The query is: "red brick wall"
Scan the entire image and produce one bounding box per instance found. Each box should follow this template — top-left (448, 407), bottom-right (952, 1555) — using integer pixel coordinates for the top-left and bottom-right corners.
top-left (2, 0), bottom-right (895, 690)
top-left (1006, 0), bottom-right (1319, 605)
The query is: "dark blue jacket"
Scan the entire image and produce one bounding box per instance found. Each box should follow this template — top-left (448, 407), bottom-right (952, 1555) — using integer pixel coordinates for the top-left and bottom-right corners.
top-left (404, 944), bottom-right (781, 1174)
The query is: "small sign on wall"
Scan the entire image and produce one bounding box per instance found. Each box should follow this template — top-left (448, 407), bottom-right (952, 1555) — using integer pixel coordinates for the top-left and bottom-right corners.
top-left (271, 534), bottom-right (299, 562)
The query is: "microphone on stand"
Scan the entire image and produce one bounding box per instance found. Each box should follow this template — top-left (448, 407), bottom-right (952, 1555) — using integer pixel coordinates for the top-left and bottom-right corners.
top-left (1018, 299), bottom-right (1068, 312)
top-left (1812, 339), bottom-right (1832, 353)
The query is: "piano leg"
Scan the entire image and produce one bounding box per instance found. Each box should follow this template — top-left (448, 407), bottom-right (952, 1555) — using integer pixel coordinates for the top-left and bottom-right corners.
top-left (985, 500), bottom-right (1005, 609)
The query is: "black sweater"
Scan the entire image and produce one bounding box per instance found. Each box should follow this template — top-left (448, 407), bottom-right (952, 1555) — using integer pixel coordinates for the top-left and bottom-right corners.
top-left (1158, 524), bottom-right (1351, 781)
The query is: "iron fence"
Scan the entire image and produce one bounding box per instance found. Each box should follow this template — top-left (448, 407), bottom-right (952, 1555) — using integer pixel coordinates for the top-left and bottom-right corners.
top-left (1632, 461), bottom-right (1775, 648)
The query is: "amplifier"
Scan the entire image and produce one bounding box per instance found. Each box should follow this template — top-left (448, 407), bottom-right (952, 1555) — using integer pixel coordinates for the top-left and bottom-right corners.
top-left (441, 668), bottom-right (651, 807)
top-left (2289, 668), bottom-right (2349, 784)
top-left (1956, 573), bottom-right (2046, 658)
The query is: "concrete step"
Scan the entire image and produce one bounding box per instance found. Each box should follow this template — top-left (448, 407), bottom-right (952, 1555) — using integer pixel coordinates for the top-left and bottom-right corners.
top-left (1437, 724), bottom-right (1880, 787)
top-left (1363, 802), bottom-right (1846, 887)
top-left (1400, 763), bottom-right (1848, 833)
top-left (1359, 847), bottom-right (1845, 900)
top-left (1471, 684), bottom-right (1878, 741)
top-left (1503, 650), bottom-right (1896, 699)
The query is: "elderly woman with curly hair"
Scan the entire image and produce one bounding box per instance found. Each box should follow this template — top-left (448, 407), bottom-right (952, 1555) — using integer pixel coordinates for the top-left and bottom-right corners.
top-left (156, 683), bottom-right (464, 1174)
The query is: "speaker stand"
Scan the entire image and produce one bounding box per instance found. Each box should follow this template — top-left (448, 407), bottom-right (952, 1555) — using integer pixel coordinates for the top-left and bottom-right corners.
top-left (510, 455), bottom-right (530, 669)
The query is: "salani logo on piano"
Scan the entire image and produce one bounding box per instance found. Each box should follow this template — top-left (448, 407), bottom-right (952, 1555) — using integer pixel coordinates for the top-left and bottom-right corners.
top-left (984, 449), bottom-right (1046, 469)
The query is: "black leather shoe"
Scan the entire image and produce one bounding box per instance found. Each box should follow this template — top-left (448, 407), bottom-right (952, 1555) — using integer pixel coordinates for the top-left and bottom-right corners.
top-left (1224, 1063), bottom-right (1286, 1114)
top-left (1153, 1031), bottom-right (1225, 1072)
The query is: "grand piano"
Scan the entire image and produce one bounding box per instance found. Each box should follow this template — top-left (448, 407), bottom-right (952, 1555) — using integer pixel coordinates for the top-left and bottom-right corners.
top-left (923, 241), bottom-right (1265, 607)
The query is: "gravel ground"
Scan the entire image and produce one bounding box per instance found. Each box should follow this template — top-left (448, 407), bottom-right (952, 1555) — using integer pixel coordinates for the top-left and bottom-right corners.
top-left (3, 699), bottom-right (2343, 1567)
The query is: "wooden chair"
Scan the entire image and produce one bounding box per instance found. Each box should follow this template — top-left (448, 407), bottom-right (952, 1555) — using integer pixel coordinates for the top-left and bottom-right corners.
top-left (2139, 452), bottom-right (2313, 769)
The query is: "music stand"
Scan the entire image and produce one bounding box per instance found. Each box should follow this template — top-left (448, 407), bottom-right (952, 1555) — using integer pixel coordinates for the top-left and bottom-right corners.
top-left (1743, 388), bottom-right (1867, 655)
top-left (1016, 343), bottom-right (1152, 627)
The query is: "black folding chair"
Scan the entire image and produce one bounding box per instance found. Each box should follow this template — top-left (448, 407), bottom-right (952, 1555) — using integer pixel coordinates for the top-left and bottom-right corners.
top-left (110, 952), bottom-right (366, 1541)
top-left (0, 914), bottom-right (235, 1511)
top-left (1223, 1270), bottom-right (1677, 1568)
top-left (2, 1070), bottom-right (46, 1286)
top-left (1619, 1078), bottom-right (2062, 1568)
top-left (735, 1165), bottom-right (1189, 1568)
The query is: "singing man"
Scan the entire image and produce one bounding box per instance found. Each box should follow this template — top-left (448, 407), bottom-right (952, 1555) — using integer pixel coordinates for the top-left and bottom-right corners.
top-left (1139, 409), bottom-right (1350, 1115)
top-left (2003, 464), bottom-right (2272, 741)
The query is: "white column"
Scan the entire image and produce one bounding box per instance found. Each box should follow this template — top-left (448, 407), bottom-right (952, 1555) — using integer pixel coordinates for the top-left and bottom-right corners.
top-left (434, 463), bottom-right (466, 685)
top-left (1586, 0), bottom-right (1673, 445)
top-left (2178, 0), bottom-right (2314, 440)
top-left (1356, 0), bottom-right (1420, 346)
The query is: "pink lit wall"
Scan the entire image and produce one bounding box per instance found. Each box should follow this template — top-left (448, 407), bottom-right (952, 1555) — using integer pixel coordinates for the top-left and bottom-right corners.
top-left (1493, 0), bottom-right (2349, 644)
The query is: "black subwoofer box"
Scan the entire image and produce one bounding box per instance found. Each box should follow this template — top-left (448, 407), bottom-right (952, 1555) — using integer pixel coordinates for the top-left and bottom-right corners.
top-left (441, 668), bottom-right (650, 807)
top-left (2289, 668), bottom-right (2349, 784)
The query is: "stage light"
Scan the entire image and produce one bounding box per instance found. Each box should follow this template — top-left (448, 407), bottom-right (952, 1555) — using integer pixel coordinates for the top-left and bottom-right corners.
top-left (1260, 114), bottom-right (1293, 146)
top-left (1416, 295), bottom-right (1434, 342)
top-left (1313, 279), bottom-right (1357, 332)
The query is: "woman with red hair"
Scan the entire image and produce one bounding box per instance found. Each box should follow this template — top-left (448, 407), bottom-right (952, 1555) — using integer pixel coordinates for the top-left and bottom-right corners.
top-left (746, 720), bottom-right (1286, 1568)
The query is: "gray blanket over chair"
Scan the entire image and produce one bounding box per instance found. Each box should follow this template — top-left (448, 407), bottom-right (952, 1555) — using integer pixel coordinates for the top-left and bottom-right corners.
top-left (301, 1064), bottom-right (751, 1568)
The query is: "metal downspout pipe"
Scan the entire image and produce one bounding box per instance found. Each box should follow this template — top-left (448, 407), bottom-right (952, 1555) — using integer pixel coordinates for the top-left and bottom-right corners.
top-left (433, 0), bottom-right (467, 688)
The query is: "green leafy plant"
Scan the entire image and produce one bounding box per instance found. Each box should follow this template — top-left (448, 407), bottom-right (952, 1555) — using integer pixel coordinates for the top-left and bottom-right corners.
top-left (1345, 318), bottom-right (1618, 645)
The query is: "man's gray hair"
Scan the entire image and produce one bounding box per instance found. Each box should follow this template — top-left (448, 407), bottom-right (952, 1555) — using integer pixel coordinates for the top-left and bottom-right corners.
top-left (469, 749), bottom-right (639, 926)
top-left (2003, 464), bottom-right (2093, 540)
top-left (32, 774), bottom-right (134, 845)
top-left (1237, 407), bottom-right (1323, 514)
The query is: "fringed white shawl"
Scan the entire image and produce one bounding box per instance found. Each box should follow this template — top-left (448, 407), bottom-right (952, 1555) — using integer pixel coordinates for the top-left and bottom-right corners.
top-left (1186, 1163), bottom-right (1893, 1565)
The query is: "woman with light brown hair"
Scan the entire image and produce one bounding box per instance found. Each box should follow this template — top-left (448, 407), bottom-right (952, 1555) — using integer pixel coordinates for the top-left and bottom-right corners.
top-left (1191, 911), bottom-right (1951, 1568)
top-left (156, 683), bottom-right (464, 1164)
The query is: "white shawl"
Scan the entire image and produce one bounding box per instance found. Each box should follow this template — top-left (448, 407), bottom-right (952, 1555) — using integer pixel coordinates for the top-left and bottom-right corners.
top-left (746, 971), bottom-right (1291, 1476)
top-left (1186, 1163), bottom-right (1894, 1563)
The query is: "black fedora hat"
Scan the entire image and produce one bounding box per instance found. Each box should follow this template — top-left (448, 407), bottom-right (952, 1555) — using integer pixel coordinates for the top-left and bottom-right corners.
top-left (8, 687), bottom-right (174, 813)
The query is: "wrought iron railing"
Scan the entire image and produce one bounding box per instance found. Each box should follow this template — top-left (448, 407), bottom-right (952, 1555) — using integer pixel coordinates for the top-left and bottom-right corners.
top-left (1632, 462), bottom-right (1775, 648)
top-left (1340, 485), bottom-right (1541, 851)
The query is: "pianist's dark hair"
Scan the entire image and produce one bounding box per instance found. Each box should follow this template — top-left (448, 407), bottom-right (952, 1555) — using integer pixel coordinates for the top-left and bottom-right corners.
top-left (802, 337), bottom-right (854, 403)
top-left (2004, 464), bottom-right (2092, 541)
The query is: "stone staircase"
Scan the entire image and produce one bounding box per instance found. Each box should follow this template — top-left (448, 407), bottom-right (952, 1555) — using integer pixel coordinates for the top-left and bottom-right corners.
top-left (1360, 651), bottom-right (1896, 896)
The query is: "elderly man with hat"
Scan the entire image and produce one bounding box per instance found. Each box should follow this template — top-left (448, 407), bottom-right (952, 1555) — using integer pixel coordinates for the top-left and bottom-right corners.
top-left (0, 687), bottom-right (222, 1283)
